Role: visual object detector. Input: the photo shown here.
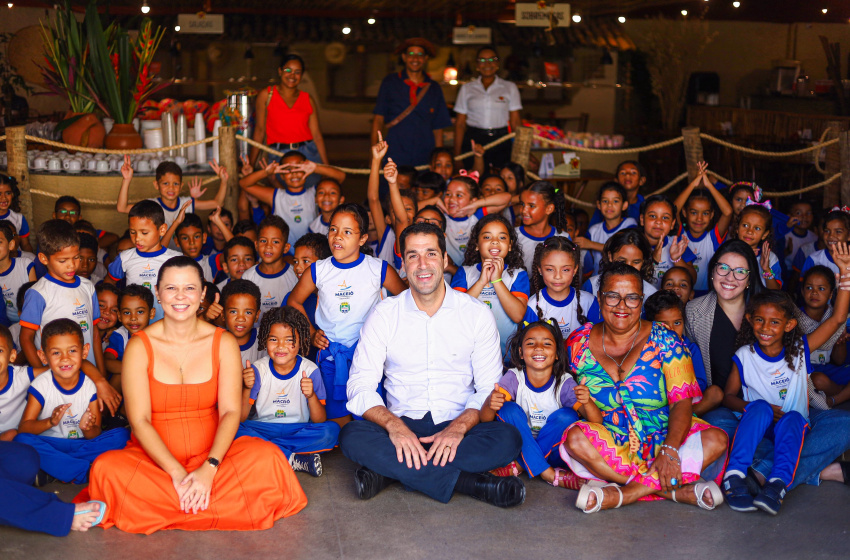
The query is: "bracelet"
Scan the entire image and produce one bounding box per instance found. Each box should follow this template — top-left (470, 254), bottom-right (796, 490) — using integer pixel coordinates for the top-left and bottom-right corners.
top-left (671, 257), bottom-right (682, 264)
top-left (660, 443), bottom-right (679, 455)
top-left (762, 270), bottom-right (775, 280)
top-left (491, 278), bottom-right (503, 283)
top-left (660, 449), bottom-right (681, 466)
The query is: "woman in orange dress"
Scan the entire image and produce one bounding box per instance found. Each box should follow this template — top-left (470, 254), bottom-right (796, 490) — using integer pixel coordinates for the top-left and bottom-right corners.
top-left (86, 256), bottom-right (307, 534)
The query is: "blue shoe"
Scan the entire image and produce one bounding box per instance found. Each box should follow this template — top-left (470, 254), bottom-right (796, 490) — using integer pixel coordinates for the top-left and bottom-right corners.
top-left (75, 500), bottom-right (107, 527)
top-left (722, 474), bottom-right (757, 512)
top-left (753, 479), bottom-right (787, 516)
top-left (290, 453), bottom-right (323, 477)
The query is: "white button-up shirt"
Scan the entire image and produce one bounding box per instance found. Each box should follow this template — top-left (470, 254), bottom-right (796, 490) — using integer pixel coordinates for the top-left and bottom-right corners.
top-left (454, 75), bottom-right (522, 130)
top-left (346, 282), bottom-right (503, 424)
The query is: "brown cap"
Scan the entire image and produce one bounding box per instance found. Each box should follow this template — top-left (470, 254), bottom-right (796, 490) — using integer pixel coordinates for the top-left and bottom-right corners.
top-left (394, 37), bottom-right (436, 58)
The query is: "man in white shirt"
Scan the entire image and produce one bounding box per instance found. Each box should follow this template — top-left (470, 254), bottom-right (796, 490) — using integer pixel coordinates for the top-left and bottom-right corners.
top-left (340, 223), bottom-right (524, 507)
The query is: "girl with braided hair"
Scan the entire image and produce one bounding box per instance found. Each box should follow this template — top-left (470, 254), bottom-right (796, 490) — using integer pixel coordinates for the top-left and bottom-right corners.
top-left (514, 180), bottom-right (571, 273)
top-left (524, 236), bottom-right (597, 340)
top-left (236, 306), bottom-right (341, 478)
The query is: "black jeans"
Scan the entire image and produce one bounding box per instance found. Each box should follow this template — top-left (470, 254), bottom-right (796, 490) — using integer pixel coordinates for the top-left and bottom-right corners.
top-left (340, 412), bottom-right (522, 503)
top-left (460, 126), bottom-right (512, 172)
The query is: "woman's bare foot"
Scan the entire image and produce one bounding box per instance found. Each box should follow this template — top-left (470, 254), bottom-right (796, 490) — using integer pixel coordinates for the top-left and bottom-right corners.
top-left (820, 462), bottom-right (844, 483)
top-left (71, 502), bottom-right (101, 532)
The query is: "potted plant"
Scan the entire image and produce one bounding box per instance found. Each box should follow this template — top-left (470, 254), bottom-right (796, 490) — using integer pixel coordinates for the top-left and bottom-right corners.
top-left (84, 1), bottom-right (169, 149)
top-left (39, 0), bottom-right (106, 148)
top-left (0, 32), bottom-right (34, 127)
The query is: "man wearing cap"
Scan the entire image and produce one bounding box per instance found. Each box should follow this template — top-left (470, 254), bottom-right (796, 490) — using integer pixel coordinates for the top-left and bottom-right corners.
top-left (372, 38), bottom-right (452, 170)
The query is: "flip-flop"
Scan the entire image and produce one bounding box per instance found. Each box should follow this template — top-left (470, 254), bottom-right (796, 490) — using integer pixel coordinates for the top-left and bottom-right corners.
top-left (75, 500), bottom-right (107, 527)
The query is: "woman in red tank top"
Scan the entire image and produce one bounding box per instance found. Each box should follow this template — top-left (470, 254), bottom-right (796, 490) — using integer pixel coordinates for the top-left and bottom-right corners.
top-left (250, 54), bottom-right (328, 170)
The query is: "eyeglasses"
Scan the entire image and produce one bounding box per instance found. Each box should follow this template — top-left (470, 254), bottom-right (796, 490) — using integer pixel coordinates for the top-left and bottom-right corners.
top-left (282, 68), bottom-right (303, 75)
top-left (405, 51), bottom-right (427, 57)
top-left (57, 209), bottom-right (79, 216)
top-left (600, 291), bottom-right (643, 309)
top-left (477, 57), bottom-right (499, 63)
top-left (715, 263), bottom-right (750, 280)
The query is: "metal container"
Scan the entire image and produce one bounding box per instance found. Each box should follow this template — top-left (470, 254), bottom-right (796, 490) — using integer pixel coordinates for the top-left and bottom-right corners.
top-left (225, 89), bottom-right (256, 158)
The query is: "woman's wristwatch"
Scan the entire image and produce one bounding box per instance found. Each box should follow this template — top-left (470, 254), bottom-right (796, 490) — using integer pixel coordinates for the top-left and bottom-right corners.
top-left (206, 457), bottom-right (220, 469)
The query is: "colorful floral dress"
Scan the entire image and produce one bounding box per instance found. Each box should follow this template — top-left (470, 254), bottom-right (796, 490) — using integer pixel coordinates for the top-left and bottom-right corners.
top-left (559, 322), bottom-right (713, 496)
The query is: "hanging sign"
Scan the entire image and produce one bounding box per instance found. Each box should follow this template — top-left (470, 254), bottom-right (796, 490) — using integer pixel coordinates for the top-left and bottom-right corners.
top-left (452, 27), bottom-right (493, 45)
top-left (515, 3), bottom-right (570, 27)
top-left (177, 13), bottom-right (224, 34)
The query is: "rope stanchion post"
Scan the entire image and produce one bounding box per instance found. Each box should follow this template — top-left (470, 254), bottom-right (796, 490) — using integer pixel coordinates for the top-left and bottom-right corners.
top-left (841, 130), bottom-right (850, 207)
top-left (6, 126), bottom-right (33, 226)
top-left (511, 126), bottom-right (534, 170)
top-left (824, 121), bottom-right (847, 208)
top-left (682, 127), bottom-right (704, 183)
top-left (219, 126), bottom-right (239, 218)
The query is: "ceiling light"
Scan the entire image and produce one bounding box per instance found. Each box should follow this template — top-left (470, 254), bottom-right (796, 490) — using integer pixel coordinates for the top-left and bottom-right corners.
top-left (174, 25), bottom-right (180, 32)
top-left (732, 1), bottom-right (740, 7)
top-left (6, 2), bottom-right (12, 7)
top-left (342, 26), bottom-right (351, 35)
top-left (822, 8), bottom-right (828, 14)
top-left (572, 14), bottom-right (581, 23)
top-left (141, 0), bottom-right (150, 13)
top-left (618, 16), bottom-right (626, 23)
top-left (681, 10), bottom-right (688, 16)
top-left (367, 18), bottom-right (376, 25)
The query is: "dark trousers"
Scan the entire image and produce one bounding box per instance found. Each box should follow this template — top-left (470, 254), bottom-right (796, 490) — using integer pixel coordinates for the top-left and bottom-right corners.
top-left (340, 412), bottom-right (522, 503)
top-left (460, 126), bottom-right (512, 172)
top-left (0, 441), bottom-right (74, 536)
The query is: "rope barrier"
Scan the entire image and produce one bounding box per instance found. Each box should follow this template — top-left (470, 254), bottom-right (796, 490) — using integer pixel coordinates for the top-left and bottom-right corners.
top-left (763, 173), bottom-right (842, 197)
top-left (699, 133), bottom-right (837, 157)
top-left (813, 128), bottom-right (832, 175)
top-left (530, 135), bottom-right (683, 154)
top-left (29, 173), bottom-right (222, 206)
top-left (21, 135), bottom-right (218, 155)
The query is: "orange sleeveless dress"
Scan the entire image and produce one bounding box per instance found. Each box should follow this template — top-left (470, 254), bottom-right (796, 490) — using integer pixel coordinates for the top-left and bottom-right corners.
top-left (85, 329), bottom-right (307, 534)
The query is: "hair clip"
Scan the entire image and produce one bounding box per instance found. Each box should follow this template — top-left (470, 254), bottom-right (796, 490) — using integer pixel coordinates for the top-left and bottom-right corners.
top-left (745, 197), bottom-right (772, 210)
top-left (830, 206), bottom-right (850, 215)
top-left (730, 181), bottom-right (757, 190)
top-left (458, 169), bottom-right (479, 184)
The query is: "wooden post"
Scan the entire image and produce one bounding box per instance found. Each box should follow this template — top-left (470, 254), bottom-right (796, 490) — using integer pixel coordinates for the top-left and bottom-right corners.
top-left (218, 126), bottom-right (239, 218)
top-left (840, 129), bottom-right (850, 208)
top-left (510, 126), bottom-right (533, 170)
top-left (824, 121), bottom-right (846, 209)
top-left (682, 127), bottom-right (704, 183)
top-left (5, 126), bottom-right (33, 226)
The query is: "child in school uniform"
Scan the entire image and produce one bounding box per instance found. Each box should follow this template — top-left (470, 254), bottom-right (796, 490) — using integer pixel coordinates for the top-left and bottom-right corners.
top-left (481, 320), bottom-right (601, 488)
top-left (203, 207), bottom-right (234, 256)
top-left (784, 201), bottom-right (817, 271)
top-left (729, 194), bottom-right (782, 290)
top-left (283, 232), bottom-right (333, 337)
top-left (237, 307), bottom-right (340, 477)
top-left (576, 182), bottom-right (638, 275)
top-left (367, 140), bottom-right (419, 268)
top-left (14, 319), bottom-right (130, 484)
top-left (107, 200), bottom-right (182, 323)
top-left (0, 220), bottom-right (36, 327)
top-left (52, 196), bottom-right (119, 250)
top-left (9, 281), bottom-right (36, 351)
top-left (308, 178), bottom-right (345, 236)
top-left (514, 180), bottom-right (571, 273)
top-left (800, 208), bottom-right (850, 278)
top-left (241, 215), bottom-right (299, 322)
top-left (0, 175), bottom-right (33, 253)
top-left (117, 157), bottom-right (229, 249)
top-left (217, 236), bottom-right (258, 291)
top-left (94, 283), bottom-right (120, 353)
top-left (220, 279), bottom-right (265, 366)
top-left (660, 266), bottom-right (694, 303)
top-left (0, 324), bottom-right (36, 441)
top-left (165, 212), bottom-right (225, 283)
top-left (104, 285), bottom-right (155, 391)
top-left (288, 203), bottom-right (404, 423)
top-left (451, 214), bottom-right (530, 356)
top-left (76, 234), bottom-right (106, 285)
top-left (638, 195), bottom-right (697, 287)
top-left (240, 151), bottom-right (346, 249)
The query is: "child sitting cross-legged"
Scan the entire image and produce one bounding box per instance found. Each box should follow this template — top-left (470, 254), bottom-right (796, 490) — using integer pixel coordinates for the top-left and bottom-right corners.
top-left (236, 307), bottom-right (340, 477)
top-left (14, 319), bottom-right (131, 484)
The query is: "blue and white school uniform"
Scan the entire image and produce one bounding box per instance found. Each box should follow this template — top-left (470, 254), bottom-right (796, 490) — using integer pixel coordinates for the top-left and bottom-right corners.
top-left (801, 249), bottom-right (838, 277)
top-left (238, 328), bottom-right (266, 365)
top-left (726, 341), bottom-right (812, 487)
top-left (272, 187), bottom-right (318, 248)
top-left (0, 365), bottom-right (34, 433)
top-left (445, 209), bottom-right (486, 267)
top-left (682, 226), bottom-right (725, 294)
top-left (494, 368), bottom-right (580, 477)
top-left (374, 225), bottom-right (396, 269)
top-left (652, 236), bottom-right (697, 288)
top-left (0, 257), bottom-right (34, 326)
top-left (14, 374), bottom-right (129, 483)
top-left (195, 253), bottom-right (221, 283)
top-left (148, 197), bottom-right (193, 250)
top-left (307, 214), bottom-right (330, 236)
top-left (236, 355), bottom-right (339, 458)
top-left (107, 246), bottom-right (182, 322)
top-left (525, 287), bottom-right (597, 340)
top-left (582, 274), bottom-right (657, 323)
top-left (791, 241), bottom-right (819, 274)
top-left (312, 253), bottom-right (387, 418)
top-left (451, 264), bottom-right (530, 355)
top-left (785, 230), bottom-right (818, 270)
top-left (803, 305), bottom-right (850, 386)
top-left (241, 263), bottom-right (299, 323)
top-left (514, 226), bottom-right (568, 273)
top-left (104, 326), bottom-right (130, 362)
top-left (8, 322), bottom-right (20, 352)
top-left (0, 209), bottom-right (30, 240)
top-left (586, 218), bottom-right (637, 275)
top-left (20, 274), bottom-right (99, 353)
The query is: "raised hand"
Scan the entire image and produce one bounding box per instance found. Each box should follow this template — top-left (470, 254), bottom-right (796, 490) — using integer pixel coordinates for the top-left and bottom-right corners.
top-left (488, 383), bottom-right (505, 412)
top-left (759, 240), bottom-right (771, 273)
top-left (471, 139), bottom-right (484, 159)
top-left (830, 241), bottom-right (850, 272)
top-left (242, 360), bottom-right (255, 389)
top-left (294, 159), bottom-right (318, 176)
top-left (121, 155), bottom-right (134, 181)
top-left (50, 403), bottom-right (72, 427)
top-left (372, 131), bottom-right (389, 161)
top-left (173, 199), bottom-right (193, 227)
top-left (669, 235), bottom-right (689, 263)
top-left (384, 157), bottom-right (398, 185)
top-left (489, 256), bottom-right (504, 283)
top-left (240, 154), bottom-right (253, 177)
top-left (300, 372), bottom-right (314, 399)
top-left (204, 292), bottom-right (222, 322)
top-left (189, 176), bottom-right (207, 199)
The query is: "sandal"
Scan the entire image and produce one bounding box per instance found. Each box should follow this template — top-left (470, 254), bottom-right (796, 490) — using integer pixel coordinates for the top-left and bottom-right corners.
top-left (75, 500), bottom-right (107, 527)
top-left (672, 481), bottom-right (724, 511)
top-left (490, 460), bottom-right (523, 478)
top-left (550, 468), bottom-right (586, 490)
top-left (575, 480), bottom-right (623, 513)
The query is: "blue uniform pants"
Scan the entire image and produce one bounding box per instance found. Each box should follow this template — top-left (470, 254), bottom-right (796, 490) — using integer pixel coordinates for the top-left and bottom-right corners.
top-left (726, 400), bottom-right (809, 487)
top-left (236, 420), bottom-right (340, 459)
top-left (14, 428), bottom-right (130, 484)
top-left (0, 441), bottom-right (74, 536)
top-left (495, 401), bottom-right (578, 477)
top-left (340, 413), bottom-right (522, 503)
top-left (318, 342), bottom-right (358, 420)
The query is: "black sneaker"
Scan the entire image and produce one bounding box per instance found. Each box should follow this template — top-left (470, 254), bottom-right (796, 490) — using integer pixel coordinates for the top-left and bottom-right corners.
top-left (34, 470), bottom-right (56, 487)
top-left (722, 474), bottom-right (757, 512)
top-left (290, 453), bottom-right (323, 477)
top-left (464, 472), bottom-right (526, 508)
top-left (354, 466), bottom-right (394, 500)
top-left (753, 478), bottom-right (787, 516)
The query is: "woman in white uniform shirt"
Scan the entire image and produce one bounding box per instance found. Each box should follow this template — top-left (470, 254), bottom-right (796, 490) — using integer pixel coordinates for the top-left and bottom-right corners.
top-left (454, 46), bottom-right (522, 172)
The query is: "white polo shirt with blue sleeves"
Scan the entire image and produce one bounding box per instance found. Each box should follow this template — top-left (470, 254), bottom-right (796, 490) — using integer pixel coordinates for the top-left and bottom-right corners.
top-left (732, 338), bottom-right (811, 419)
top-left (248, 355), bottom-right (326, 423)
top-left (20, 274), bottom-right (99, 352)
top-left (0, 257), bottom-right (35, 325)
top-left (526, 287), bottom-right (596, 339)
top-left (241, 263), bottom-right (299, 323)
top-left (0, 364), bottom-right (35, 432)
top-left (445, 209), bottom-right (486, 267)
top-left (272, 186), bottom-right (318, 247)
top-left (28, 373), bottom-right (97, 438)
top-left (107, 246), bottom-right (182, 322)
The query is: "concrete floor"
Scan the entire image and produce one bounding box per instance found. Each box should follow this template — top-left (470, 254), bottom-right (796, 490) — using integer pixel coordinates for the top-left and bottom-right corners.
top-left (2, 449), bottom-right (849, 560)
